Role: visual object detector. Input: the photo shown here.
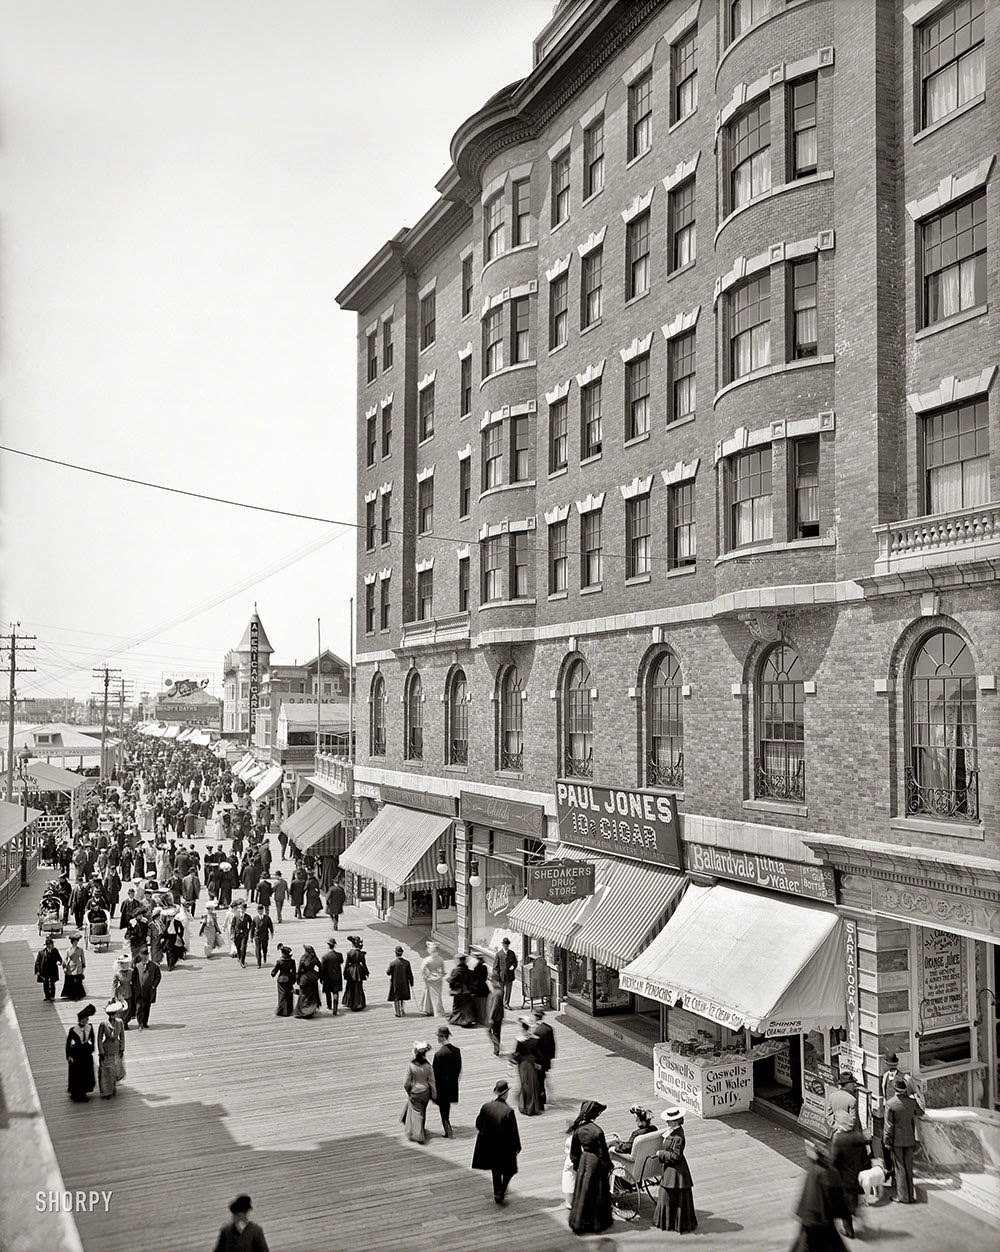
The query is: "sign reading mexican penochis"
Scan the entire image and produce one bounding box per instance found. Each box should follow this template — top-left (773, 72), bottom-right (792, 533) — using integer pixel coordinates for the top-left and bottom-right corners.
top-left (555, 781), bottom-right (681, 869)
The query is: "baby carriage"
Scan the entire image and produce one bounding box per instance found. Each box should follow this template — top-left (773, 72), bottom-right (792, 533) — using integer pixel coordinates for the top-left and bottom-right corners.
top-left (37, 883), bottom-right (64, 936)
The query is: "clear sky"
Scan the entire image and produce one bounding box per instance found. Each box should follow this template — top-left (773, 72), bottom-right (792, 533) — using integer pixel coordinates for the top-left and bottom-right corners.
top-left (0, 0), bottom-right (551, 700)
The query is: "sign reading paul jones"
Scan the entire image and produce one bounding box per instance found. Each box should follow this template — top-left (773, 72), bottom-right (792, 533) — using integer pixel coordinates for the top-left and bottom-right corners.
top-left (526, 860), bottom-right (594, 902)
top-left (555, 781), bottom-right (681, 869)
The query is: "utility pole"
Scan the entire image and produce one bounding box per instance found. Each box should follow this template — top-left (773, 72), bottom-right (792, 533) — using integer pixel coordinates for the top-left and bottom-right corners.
top-left (92, 666), bottom-right (121, 792)
top-left (114, 678), bottom-right (133, 776)
top-left (1, 624), bottom-right (37, 801)
top-left (316, 618), bottom-right (322, 759)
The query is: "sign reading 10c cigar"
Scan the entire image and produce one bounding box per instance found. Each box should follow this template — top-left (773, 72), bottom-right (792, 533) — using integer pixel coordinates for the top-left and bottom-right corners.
top-left (555, 781), bottom-right (682, 869)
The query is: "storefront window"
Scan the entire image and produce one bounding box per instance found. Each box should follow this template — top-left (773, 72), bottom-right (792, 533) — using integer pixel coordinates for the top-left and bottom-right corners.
top-left (565, 953), bottom-right (630, 1015)
top-left (919, 1026), bottom-right (972, 1071)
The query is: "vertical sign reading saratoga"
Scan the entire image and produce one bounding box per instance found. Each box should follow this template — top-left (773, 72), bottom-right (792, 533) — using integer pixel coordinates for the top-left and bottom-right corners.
top-left (555, 781), bottom-right (681, 869)
top-left (248, 620), bottom-right (259, 740)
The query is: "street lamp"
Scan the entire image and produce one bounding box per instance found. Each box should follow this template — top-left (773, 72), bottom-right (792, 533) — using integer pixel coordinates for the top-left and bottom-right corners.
top-left (17, 746), bottom-right (32, 887)
top-left (468, 858), bottom-right (482, 888)
top-left (435, 845), bottom-right (449, 876)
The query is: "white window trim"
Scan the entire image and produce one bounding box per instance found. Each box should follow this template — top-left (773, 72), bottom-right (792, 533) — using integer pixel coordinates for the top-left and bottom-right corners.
top-left (714, 232), bottom-right (835, 304)
top-left (662, 152), bottom-right (700, 193)
top-left (716, 48), bottom-right (835, 133)
top-left (416, 557), bottom-right (434, 574)
top-left (458, 343), bottom-right (473, 360)
top-left (576, 359), bottom-right (606, 388)
top-left (365, 403), bottom-right (378, 419)
top-left (545, 254), bottom-right (572, 282)
top-left (662, 306), bottom-right (700, 340)
top-left (903, 0), bottom-right (955, 24)
top-left (905, 158), bottom-right (995, 222)
top-left (620, 475), bottom-right (654, 500)
top-left (416, 465), bottom-right (435, 484)
top-left (418, 277), bottom-right (437, 300)
top-left (418, 370), bottom-right (436, 392)
top-left (577, 227), bottom-right (607, 257)
top-left (546, 379), bottom-right (572, 404)
top-left (666, 0), bottom-right (701, 44)
top-left (380, 305), bottom-right (394, 323)
top-left (457, 545), bottom-right (470, 560)
top-left (381, 391), bottom-right (394, 408)
top-left (576, 492), bottom-right (605, 515)
top-left (714, 412), bottom-right (835, 464)
top-left (365, 319), bottom-right (378, 337)
top-left (379, 481), bottom-right (393, 495)
top-left (379, 567), bottom-right (392, 581)
top-left (364, 571), bottom-right (378, 586)
top-left (457, 444), bottom-right (472, 461)
top-left (907, 367), bottom-right (997, 414)
top-left (620, 332), bottom-right (654, 364)
top-left (547, 129), bottom-right (572, 161)
top-left (578, 93), bottom-right (608, 130)
top-left (544, 504), bottom-right (571, 525)
top-left (661, 459), bottom-right (700, 486)
top-left (479, 518), bottom-right (536, 539)
top-left (622, 42), bottom-right (657, 86)
top-left (364, 489), bottom-right (378, 504)
top-left (621, 186), bottom-right (655, 224)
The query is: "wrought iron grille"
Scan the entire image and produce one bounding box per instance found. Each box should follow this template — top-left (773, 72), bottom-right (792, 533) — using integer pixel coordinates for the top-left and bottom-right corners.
top-left (647, 752), bottom-right (684, 788)
top-left (755, 756), bottom-right (805, 802)
top-left (564, 753), bottom-right (594, 778)
top-left (449, 740), bottom-right (468, 766)
top-left (500, 748), bottom-right (524, 771)
top-left (905, 767), bottom-right (979, 821)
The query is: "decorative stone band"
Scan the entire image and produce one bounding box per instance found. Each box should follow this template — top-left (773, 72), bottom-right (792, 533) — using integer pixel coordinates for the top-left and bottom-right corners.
top-left (907, 366), bottom-right (996, 414)
top-left (577, 226), bottom-right (607, 257)
top-left (662, 152), bottom-right (699, 194)
top-left (621, 186), bottom-right (655, 224)
top-left (714, 232), bottom-right (835, 305)
top-left (715, 411), bottom-right (835, 464)
top-left (716, 47), bottom-right (835, 133)
top-left (905, 156), bottom-right (994, 221)
top-left (662, 306), bottom-right (700, 341)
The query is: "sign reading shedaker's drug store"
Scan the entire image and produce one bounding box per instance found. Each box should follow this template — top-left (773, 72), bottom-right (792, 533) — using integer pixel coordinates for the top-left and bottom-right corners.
top-left (555, 781), bottom-right (681, 869)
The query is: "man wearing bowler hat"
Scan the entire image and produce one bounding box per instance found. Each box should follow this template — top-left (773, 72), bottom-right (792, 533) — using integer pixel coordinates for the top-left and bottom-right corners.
top-left (472, 1079), bottom-right (522, 1205)
top-left (212, 1193), bottom-right (269, 1251)
top-left (825, 1070), bottom-right (861, 1136)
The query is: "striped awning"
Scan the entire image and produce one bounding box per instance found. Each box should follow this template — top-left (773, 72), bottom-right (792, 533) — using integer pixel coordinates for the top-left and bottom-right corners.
top-left (280, 795), bottom-right (345, 856)
top-left (339, 804), bottom-right (453, 892)
top-left (250, 765), bottom-right (283, 802)
top-left (508, 848), bottom-right (686, 970)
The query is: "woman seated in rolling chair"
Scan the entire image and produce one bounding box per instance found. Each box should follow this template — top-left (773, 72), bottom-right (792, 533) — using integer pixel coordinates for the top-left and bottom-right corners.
top-left (86, 901), bottom-right (109, 938)
top-left (608, 1106), bottom-right (657, 1159)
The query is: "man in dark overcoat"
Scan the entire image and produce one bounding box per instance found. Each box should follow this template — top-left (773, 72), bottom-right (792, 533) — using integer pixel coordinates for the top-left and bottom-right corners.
top-left (492, 938), bottom-right (518, 1010)
top-left (325, 879), bottom-right (346, 930)
top-left (319, 937), bottom-right (343, 1013)
top-left (34, 937), bottom-right (63, 1001)
top-left (232, 904), bottom-right (253, 968)
top-left (132, 948), bottom-right (162, 1029)
top-left (386, 945), bottom-right (414, 1016)
top-left (250, 904), bottom-right (274, 969)
top-left (432, 1025), bottom-right (462, 1137)
top-left (884, 1079), bottom-right (924, 1203)
top-left (486, 977), bottom-right (505, 1056)
top-left (472, 1079), bottom-right (521, 1205)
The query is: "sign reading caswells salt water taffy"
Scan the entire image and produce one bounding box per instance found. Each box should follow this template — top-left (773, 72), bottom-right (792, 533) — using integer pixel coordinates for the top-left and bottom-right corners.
top-left (555, 781), bottom-right (681, 868)
top-left (526, 859), bottom-right (594, 902)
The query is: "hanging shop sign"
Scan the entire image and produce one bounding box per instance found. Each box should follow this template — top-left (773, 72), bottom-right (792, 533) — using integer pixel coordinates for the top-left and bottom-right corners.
top-left (248, 621), bottom-right (260, 737)
top-left (460, 790), bottom-right (546, 839)
top-left (918, 928), bottom-right (968, 1031)
top-left (555, 781), bottom-right (681, 869)
top-left (685, 842), bottom-right (835, 901)
top-left (527, 860), bottom-right (594, 902)
top-left (380, 785), bottom-right (456, 817)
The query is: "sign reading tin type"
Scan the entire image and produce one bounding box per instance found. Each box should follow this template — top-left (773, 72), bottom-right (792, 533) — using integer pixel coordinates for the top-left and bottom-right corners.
top-left (526, 859), bottom-right (595, 902)
top-left (555, 781), bottom-right (681, 868)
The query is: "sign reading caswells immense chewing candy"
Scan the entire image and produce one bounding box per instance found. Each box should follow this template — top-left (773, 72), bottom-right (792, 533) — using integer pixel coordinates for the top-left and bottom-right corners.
top-left (555, 781), bottom-right (681, 869)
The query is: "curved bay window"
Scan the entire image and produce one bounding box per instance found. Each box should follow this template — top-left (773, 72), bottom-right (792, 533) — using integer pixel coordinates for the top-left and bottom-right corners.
top-left (404, 670), bottom-right (423, 761)
top-left (563, 658), bottom-right (594, 778)
top-left (498, 666), bottom-right (523, 771)
top-left (907, 630), bottom-right (978, 821)
top-left (647, 651), bottom-right (684, 788)
top-left (370, 674), bottom-right (387, 758)
top-left (755, 644), bottom-right (805, 801)
top-left (448, 668), bottom-right (468, 765)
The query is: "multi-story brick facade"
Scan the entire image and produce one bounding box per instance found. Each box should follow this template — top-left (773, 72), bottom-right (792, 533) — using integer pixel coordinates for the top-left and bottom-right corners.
top-left (337, 0), bottom-right (999, 1134)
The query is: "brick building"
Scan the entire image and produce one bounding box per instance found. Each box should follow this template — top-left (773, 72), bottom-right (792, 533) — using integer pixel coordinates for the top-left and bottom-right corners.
top-left (337, 0), bottom-right (999, 1133)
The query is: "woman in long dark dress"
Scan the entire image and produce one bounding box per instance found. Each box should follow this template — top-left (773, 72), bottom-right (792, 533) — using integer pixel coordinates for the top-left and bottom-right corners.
top-left (471, 955), bottom-right (490, 1024)
top-left (303, 874), bottom-right (322, 919)
top-left (61, 934), bottom-right (87, 1000)
top-left (511, 1020), bottom-right (544, 1116)
top-left (66, 1004), bottom-right (97, 1102)
top-left (447, 955), bottom-right (478, 1028)
top-left (289, 872), bottom-right (306, 919)
top-left (568, 1099), bottom-right (614, 1235)
top-left (343, 936), bottom-right (369, 1011)
top-left (294, 945), bottom-right (322, 1018)
top-left (271, 944), bottom-right (296, 1016)
top-left (651, 1107), bottom-right (697, 1233)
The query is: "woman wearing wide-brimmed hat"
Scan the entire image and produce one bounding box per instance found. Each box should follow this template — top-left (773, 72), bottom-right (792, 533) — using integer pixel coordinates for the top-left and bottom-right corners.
top-left (567, 1100), bottom-right (614, 1235)
top-left (97, 1001), bottom-right (127, 1098)
top-left (652, 1107), bottom-right (697, 1233)
top-left (66, 1004), bottom-right (97, 1102)
top-left (400, 1041), bottom-right (437, 1143)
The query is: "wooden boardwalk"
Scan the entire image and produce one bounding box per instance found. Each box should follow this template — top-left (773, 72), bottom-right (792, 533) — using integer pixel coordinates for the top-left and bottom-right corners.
top-left (0, 845), bottom-right (989, 1252)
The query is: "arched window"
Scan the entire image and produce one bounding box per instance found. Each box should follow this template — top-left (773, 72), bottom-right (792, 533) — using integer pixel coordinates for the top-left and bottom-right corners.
top-left (907, 629), bottom-right (978, 820)
top-left (563, 658), bottom-right (594, 778)
top-left (404, 670), bottom-right (423, 761)
top-left (448, 668), bottom-right (468, 765)
top-left (370, 674), bottom-right (386, 757)
top-left (755, 643), bottom-right (804, 801)
top-left (498, 666), bottom-right (523, 771)
top-left (647, 651), bottom-right (684, 787)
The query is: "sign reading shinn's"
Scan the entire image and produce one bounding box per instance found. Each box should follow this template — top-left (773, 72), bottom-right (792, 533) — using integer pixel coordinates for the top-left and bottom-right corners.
top-left (555, 781), bottom-right (681, 869)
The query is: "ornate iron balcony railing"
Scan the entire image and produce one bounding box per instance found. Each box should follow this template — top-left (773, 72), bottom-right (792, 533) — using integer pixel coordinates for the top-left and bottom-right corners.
top-left (755, 756), bottom-right (805, 802)
top-left (647, 751), bottom-right (684, 789)
top-left (564, 752), bottom-right (594, 778)
top-left (500, 747), bottom-right (524, 771)
top-left (449, 740), bottom-right (468, 766)
top-left (905, 767), bottom-right (979, 822)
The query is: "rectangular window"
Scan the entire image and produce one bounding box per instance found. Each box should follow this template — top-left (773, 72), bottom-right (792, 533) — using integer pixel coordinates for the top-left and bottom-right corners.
top-left (548, 520), bottom-right (568, 593)
top-left (792, 436), bottom-right (820, 538)
top-left (581, 510), bottom-right (602, 588)
top-left (459, 457), bottom-right (471, 518)
top-left (462, 254), bottom-right (474, 317)
top-left (380, 491), bottom-right (391, 544)
top-left (483, 422), bottom-right (503, 490)
top-left (920, 0), bottom-right (985, 128)
top-left (365, 414), bottom-right (377, 467)
top-left (628, 70), bottom-right (652, 160)
top-left (483, 306), bottom-right (504, 375)
top-left (672, 27), bottom-right (698, 122)
top-left (924, 398), bottom-right (990, 513)
top-left (730, 0), bottom-right (765, 43)
top-left (458, 555), bottom-right (470, 612)
top-left (668, 481), bottom-right (696, 568)
top-left (626, 211), bottom-right (650, 299)
top-left (418, 383), bottom-right (435, 441)
top-left (669, 331), bottom-right (696, 422)
top-left (790, 258), bottom-right (818, 359)
top-left (382, 317), bottom-right (393, 370)
top-left (549, 273), bottom-right (568, 349)
top-left (549, 398), bottom-right (568, 473)
top-left (551, 150), bottom-right (570, 226)
top-left (418, 477), bottom-right (434, 534)
top-left (416, 569), bottom-right (433, 621)
top-left (729, 447), bottom-right (772, 547)
top-left (379, 578), bottom-right (390, 630)
top-left (364, 582), bottom-right (375, 633)
top-left (583, 117), bottom-right (605, 198)
top-left (626, 354), bottom-right (651, 441)
top-left (668, 179), bottom-right (696, 271)
top-left (626, 493), bottom-right (651, 578)
top-left (485, 192), bottom-right (505, 262)
top-left (581, 381), bottom-right (602, 459)
top-left (580, 248), bottom-right (603, 328)
top-left (510, 532), bottom-right (529, 599)
top-left (729, 97), bottom-right (771, 211)
top-left (482, 536), bottom-right (504, 602)
top-left (922, 194), bottom-right (986, 326)
top-left (419, 290), bottom-right (436, 350)
top-left (511, 415), bottom-right (530, 482)
top-left (381, 403), bottom-right (392, 458)
top-left (512, 179), bottom-right (531, 246)
top-left (729, 274), bottom-right (770, 380)
top-left (511, 296), bottom-right (530, 364)
top-left (789, 76), bottom-right (818, 178)
top-left (366, 331), bottom-right (378, 383)
top-left (365, 499), bottom-right (377, 551)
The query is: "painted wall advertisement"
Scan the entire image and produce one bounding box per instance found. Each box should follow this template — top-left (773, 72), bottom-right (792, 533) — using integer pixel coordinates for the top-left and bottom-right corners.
top-left (685, 842), bottom-right (836, 901)
top-left (556, 781), bottom-right (681, 869)
top-left (919, 928), bottom-right (968, 1030)
top-left (844, 918), bottom-right (860, 1046)
top-left (248, 620), bottom-right (259, 737)
top-left (653, 1044), bottom-right (752, 1119)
